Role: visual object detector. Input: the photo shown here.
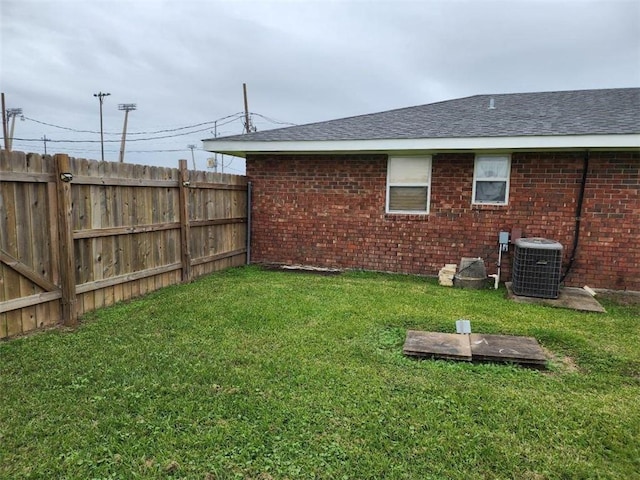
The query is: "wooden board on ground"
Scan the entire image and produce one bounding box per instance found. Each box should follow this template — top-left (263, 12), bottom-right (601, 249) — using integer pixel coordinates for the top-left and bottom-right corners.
top-left (469, 333), bottom-right (546, 367)
top-left (403, 330), bottom-right (472, 361)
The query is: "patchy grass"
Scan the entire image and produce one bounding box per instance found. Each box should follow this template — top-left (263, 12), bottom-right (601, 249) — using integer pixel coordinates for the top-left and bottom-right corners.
top-left (1, 266), bottom-right (639, 479)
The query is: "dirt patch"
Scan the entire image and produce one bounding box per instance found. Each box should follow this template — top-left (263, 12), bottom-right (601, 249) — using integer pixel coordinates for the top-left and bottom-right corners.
top-left (260, 263), bottom-right (343, 276)
top-left (542, 347), bottom-right (580, 374)
top-left (595, 289), bottom-right (640, 306)
top-left (557, 355), bottom-right (580, 373)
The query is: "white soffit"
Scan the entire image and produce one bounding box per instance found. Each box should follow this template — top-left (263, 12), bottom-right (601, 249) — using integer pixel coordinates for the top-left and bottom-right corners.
top-left (202, 134), bottom-right (640, 157)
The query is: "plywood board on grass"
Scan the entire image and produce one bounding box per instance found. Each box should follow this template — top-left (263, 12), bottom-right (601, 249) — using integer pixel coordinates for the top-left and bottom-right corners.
top-left (470, 333), bottom-right (546, 367)
top-left (403, 330), bottom-right (472, 361)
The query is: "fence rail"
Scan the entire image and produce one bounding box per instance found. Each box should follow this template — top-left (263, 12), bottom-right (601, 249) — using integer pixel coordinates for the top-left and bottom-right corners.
top-left (0, 150), bottom-right (248, 338)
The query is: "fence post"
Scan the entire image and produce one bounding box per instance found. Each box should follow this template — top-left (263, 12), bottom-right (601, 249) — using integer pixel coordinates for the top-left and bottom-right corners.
top-left (178, 159), bottom-right (192, 282)
top-left (54, 153), bottom-right (77, 326)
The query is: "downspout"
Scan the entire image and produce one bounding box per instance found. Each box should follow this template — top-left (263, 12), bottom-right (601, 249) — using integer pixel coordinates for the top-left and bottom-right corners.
top-left (246, 181), bottom-right (252, 265)
top-left (560, 151), bottom-right (589, 284)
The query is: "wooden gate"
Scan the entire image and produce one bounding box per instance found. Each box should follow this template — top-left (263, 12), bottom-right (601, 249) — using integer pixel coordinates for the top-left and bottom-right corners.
top-left (0, 152), bottom-right (62, 336)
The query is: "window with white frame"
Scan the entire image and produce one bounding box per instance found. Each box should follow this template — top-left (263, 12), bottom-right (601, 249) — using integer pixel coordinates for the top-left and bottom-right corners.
top-left (472, 155), bottom-right (511, 205)
top-left (386, 156), bottom-right (432, 214)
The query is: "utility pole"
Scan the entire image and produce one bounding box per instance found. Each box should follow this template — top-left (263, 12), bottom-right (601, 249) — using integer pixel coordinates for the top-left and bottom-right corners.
top-left (1, 93), bottom-right (8, 151)
top-left (187, 144), bottom-right (196, 170)
top-left (42, 135), bottom-right (50, 155)
top-left (117, 103), bottom-right (136, 163)
top-left (205, 122), bottom-right (219, 173)
top-left (6, 108), bottom-right (23, 151)
top-left (93, 91), bottom-right (110, 161)
top-left (213, 120), bottom-right (218, 172)
top-left (243, 83), bottom-right (251, 134)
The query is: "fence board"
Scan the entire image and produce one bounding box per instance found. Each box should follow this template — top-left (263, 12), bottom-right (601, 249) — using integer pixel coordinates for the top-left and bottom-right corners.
top-left (27, 153), bottom-right (54, 329)
top-left (31, 159), bottom-right (51, 287)
top-left (0, 250), bottom-right (58, 292)
top-left (15, 160), bottom-right (36, 331)
top-left (0, 291), bottom-right (62, 314)
top-left (0, 171), bottom-right (54, 183)
top-left (72, 175), bottom-right (178, 187)
top-left (2, 153), bottom-right (23, 334)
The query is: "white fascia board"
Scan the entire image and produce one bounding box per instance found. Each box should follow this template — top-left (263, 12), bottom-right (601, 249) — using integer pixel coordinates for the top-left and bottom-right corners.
top-left (202, 134), bottom-right (640, 157)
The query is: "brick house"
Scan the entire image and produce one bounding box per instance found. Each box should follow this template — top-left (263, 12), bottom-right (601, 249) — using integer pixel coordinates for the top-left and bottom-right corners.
top-left (204, 88), bottom-right (640, 290)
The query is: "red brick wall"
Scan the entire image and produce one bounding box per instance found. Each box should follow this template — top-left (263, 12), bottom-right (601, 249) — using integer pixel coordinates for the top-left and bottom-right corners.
top-left (246, 151), bottom-right (639, 290)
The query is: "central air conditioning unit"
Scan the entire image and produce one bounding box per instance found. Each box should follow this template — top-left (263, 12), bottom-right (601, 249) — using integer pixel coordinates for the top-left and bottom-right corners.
top-left (512, 238), bottom-right (563, 299)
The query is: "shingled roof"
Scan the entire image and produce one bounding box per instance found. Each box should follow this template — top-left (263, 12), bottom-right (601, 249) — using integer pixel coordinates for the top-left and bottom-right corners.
top-left (203, 88), bottom-right (640, 155)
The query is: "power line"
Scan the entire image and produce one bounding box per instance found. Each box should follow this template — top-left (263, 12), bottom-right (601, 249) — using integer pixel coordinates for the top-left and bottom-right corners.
top-left (250, 112), bottom-right (297, 126)
top-left (21, 112), bottom-right (245, 135)
top-left (15, 115), bottom-right (246, 145)
top-left (14, 124), bottom-right (222, 143)
top-left (18, 111), bottom-right (294, 144)
top-left (9, 140), bottom-right (245, 173)
top-left (11, 142), bottom-right (190, 154)
top-left (128, 148), bottom-right (191, 153)
top-left (222, 165), bottom-right (244, 174)
top-left (11, 106), bottom-right (292, 175)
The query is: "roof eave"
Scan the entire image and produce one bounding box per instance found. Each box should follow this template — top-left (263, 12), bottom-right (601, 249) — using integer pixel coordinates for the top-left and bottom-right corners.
top-left (202, 134), bottom-right (640, 158)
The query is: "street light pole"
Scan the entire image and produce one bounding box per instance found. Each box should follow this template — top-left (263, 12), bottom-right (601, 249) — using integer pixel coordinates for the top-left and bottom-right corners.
top-left (118, 103), bottom-right (136, 163)
top-left (93, 92), bottom-right (110, 161)
top-left (6, 108), bottom-right (23, 151)
top-left (187, 144), bottom-right (196, 170)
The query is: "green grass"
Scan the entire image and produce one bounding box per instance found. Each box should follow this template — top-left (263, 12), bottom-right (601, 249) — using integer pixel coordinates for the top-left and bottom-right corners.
top-left (1, 266), bottom-right (639, 479)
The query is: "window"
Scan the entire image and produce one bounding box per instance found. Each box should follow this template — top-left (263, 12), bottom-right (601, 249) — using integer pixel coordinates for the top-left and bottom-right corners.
top-left (386, 156), bottom-right (431, 214)
top-left (472, 155), bottom-right (510, 205)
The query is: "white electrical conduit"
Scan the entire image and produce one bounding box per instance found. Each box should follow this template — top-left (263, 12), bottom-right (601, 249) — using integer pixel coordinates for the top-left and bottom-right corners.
top-left (488, 244), bottom-right (504, 289)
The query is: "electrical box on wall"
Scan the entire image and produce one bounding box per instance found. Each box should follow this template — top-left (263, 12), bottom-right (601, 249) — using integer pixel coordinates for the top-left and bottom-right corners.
top-left (499, 231), bottom-right (510, 251)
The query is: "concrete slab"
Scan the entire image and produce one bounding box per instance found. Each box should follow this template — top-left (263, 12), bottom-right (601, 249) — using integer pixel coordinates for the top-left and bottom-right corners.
top-left (505, 282), bottom-right (606, 313)
top-left (403, 330), bottom-right (472, 361)
top-left (470, 333), bottom-right (547, 367)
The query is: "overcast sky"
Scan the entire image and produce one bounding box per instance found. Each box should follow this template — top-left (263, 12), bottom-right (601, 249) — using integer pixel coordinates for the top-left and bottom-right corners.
top-left (1, 0), bottom-right (639, 173)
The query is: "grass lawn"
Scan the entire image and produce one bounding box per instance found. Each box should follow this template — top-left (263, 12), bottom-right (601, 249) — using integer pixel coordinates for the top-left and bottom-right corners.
top-left (1, 266), bottom-right (639, 479)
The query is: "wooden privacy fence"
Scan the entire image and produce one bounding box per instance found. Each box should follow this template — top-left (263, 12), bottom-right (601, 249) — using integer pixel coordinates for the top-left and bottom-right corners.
top-left (0, 150), bottom-right (248, 339)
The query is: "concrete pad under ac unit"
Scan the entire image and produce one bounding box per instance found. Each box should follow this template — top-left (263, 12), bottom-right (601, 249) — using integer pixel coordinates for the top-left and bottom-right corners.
top-left (505, 282), bottom-right (606, 313)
